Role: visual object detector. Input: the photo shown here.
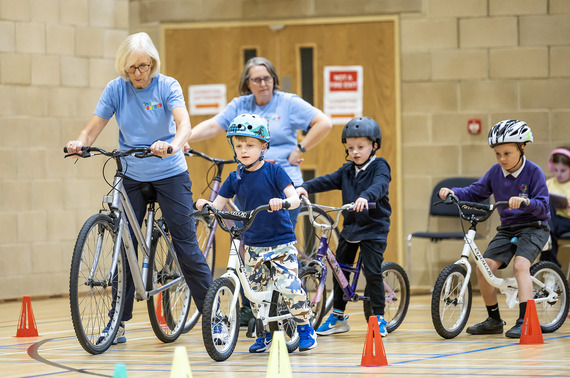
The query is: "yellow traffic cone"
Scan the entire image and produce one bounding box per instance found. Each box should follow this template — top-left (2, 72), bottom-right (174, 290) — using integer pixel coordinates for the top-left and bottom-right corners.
top-left (170, 346), bottom-right (192, 378)
top-left (266, 331), bottom-right (292, 378)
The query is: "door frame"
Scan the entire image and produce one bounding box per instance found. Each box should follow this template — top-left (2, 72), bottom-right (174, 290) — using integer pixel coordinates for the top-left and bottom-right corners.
top-left (160, 15), bottom-right (403, 263)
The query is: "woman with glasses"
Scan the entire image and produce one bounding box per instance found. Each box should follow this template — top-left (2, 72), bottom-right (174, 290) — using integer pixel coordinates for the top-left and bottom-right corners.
top-left (188, 56), bottom-right (332, 326)
top-left (65, 32), bottom-right (213, 344)
top-left (189, 57), bottom-right (332, 207)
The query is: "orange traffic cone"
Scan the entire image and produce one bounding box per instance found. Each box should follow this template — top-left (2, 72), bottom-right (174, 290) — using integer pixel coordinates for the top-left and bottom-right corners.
top-left (519, 299), bottom-right (544, 345)
top-left (16, 296), bottom-right (39, 337)
top-left (360, 316), bottom-right (389, 366)
top-left (156, 292), bottom-right (167, 326)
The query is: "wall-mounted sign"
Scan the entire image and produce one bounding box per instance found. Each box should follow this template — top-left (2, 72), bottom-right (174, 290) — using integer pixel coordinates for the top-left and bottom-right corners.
top-left (188, 84), bottom-right (227, 115)
top-left (323, 66), bottom-right (363, 125)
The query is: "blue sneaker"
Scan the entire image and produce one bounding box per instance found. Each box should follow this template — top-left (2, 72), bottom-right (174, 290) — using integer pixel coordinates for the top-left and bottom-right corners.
top-left (316, 313), bottom-right (350, 335)
top-left (377, 315), bottom-right (388, 337)
top-left (213, 320), bottom-right (228, 346)
top-left (297, 324), bottom-right (317, 351)
top-left (249, 331), bottom-right (272, 353)
top-left (97, 322), bottom-right (126, 345)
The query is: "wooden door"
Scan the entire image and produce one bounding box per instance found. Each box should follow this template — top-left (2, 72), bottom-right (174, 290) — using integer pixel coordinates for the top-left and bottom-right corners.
top-left (162, 17), bottom-right (401, 266)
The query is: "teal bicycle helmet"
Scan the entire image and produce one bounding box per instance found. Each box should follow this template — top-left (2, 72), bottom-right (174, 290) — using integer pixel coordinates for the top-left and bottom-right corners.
top-left (227, 113), bottom-right (270, 147)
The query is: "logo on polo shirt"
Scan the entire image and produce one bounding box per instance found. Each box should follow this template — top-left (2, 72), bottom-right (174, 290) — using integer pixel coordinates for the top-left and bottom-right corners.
top-left (144, 101), bottom-right (163, 110)
top-left (519, 184), bottom-right (528, 198)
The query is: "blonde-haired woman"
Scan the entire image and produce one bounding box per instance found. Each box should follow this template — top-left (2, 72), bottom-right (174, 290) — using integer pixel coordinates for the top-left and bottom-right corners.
top-left (66, 32), bottom-right (212, 344)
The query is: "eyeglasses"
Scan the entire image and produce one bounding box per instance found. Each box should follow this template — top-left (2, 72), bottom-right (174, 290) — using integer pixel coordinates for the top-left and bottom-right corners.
top-left (249, 75), bottom-right (273, 85)
top-left (126, 63), bottom-right (151, 74)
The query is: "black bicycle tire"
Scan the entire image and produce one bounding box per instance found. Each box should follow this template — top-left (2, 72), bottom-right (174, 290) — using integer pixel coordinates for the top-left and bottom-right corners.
top-left (146, 224), bottom-right (190, 343)
top-left (530, 261), bottom-right (570, 333)
top-left (69, 213), bottom-right (126, 355)
top-left (202, 277), bottom-right (240, 361)
top-left (431, 264), bottom-right (472, 339)
top-left (363, 261), bottom-right (410, 333)
top-left (268, 291), bottom-right (300, 353)
top-left (299, 265), bottom-right (327, 329)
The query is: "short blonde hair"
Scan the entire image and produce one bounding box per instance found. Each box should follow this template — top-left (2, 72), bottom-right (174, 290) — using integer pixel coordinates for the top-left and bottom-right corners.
top-left (115, 32), bottom-right (160, 81)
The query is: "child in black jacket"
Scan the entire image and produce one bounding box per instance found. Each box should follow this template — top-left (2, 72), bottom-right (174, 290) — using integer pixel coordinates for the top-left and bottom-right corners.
top-left (296, 116), bottom-right (391, 337)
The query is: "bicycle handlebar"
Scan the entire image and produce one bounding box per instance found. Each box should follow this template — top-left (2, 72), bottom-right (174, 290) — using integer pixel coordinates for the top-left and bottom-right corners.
top-left (190, 201), bottom-right (291, 237)
top-left (300, 195), bottom-right (376, 231)
top-left (184, 148), bottom-right (236, 165)
top-left (440, 194), bottom-right (526, 224)
top-left (64, 146), bottom-right (172, 158)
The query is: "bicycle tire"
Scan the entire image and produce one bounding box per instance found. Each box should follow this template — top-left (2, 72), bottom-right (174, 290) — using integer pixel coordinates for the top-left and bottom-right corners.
top-left (146, 223), bottom-right (190, 343)
top-left (183, 214), bottom-right (216, 333)
top-left (268, 290), bottom-right (300, 353)
top-left (202, 277), bottom-right (240, 361)
top-left (69, 214), bottom-right (126, 355)
top-left (299, 265), bottom-right (327, 329)
top-left (530, 261), bottom-right (570, 333)
top-left (431, 264), bottom-right (472, 339)
top-left (295, 205), bottom-right (339, 314)
top-left (363, 262), bottom-right (410, 333)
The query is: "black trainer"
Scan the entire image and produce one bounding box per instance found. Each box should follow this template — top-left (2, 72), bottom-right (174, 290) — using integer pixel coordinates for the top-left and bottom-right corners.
top-left (466, 317), bottom-right (504, 335)
top-left (505, 319), bottom-right (524, 338)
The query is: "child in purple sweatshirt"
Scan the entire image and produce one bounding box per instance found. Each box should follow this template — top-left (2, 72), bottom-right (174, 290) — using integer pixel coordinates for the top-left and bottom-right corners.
top-left (438, 120), bottom-right (550, 338)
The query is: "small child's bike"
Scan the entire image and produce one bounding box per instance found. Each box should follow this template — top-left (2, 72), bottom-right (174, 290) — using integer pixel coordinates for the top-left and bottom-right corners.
top-left (431, 195), bottom-right (569, 339)
top-left (191, 202), bottom-right (300, 361)
top-left (298, 196), bottom-right (410, 332)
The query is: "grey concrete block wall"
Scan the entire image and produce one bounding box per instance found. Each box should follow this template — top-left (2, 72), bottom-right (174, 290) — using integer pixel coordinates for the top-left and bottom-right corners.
top-left (2, 0), bottom-right (570, 299)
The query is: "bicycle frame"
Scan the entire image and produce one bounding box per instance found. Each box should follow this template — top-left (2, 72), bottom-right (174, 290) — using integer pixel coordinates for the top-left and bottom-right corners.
top-left (445, 199), bottom-right (559, 309)
top-left (105, 174), bottom-right (183, 301)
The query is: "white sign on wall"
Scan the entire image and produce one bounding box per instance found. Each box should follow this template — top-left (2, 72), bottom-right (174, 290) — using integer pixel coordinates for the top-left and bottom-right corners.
top-left (188, 84), bottom-right (227, 115)
top-left (323, 66), bottom-right (363, 125)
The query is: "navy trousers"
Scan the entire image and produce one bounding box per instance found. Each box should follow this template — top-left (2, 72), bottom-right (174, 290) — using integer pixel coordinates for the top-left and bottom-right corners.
top-left (120, 172), bottom-right (213, 321)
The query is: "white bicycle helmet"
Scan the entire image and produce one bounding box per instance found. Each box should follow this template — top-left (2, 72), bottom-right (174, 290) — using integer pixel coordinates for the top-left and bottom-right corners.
top-left (488, 120), bottom-right (533, 148)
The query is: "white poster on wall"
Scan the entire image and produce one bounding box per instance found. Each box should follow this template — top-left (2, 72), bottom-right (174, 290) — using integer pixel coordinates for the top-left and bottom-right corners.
top-left (188, 84), bottom-right (227, 115)
top-left (323, 66), bottom-right (363, 125)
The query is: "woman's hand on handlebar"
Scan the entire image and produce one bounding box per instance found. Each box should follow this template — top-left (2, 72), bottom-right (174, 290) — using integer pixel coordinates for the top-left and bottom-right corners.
top-left (66, 140), bottom-right (85, 155)
top-left (508, 196), bottom-right (530, 210)
top-left (195, 198), bottom-right (210, 211)
top-left (439, 187), bottom-right (455, 200)
top-left (150, 141), bottom-right (173, 157)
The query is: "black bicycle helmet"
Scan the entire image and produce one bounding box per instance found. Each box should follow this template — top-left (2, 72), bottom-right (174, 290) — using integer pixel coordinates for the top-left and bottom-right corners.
top-left (341, 117), bottom-right (382, 149)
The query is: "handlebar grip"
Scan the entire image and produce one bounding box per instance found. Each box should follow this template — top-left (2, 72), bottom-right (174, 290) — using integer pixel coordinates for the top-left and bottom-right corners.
top-left (63, 147), bottom-right (68, 153)
top-left (167, 146), bottom-right (173, 154)
top-left (282, 200), bottom-right (291, 209)
top-left (520, 200), bottom-right (528, 209)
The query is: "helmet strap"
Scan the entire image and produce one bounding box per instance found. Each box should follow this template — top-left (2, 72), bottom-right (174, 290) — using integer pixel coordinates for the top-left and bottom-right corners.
top-left (506, 143), bottom-right (525, 172)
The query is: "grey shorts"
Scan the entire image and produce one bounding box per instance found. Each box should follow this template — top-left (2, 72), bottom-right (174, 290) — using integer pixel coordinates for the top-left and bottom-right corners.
top-left (484, 223), bottom-right (550, 269)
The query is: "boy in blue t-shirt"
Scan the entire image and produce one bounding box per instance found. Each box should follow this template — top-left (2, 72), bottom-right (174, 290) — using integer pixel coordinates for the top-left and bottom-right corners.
top-left (439, 120), bottom-right (550, 338)
top-left (196, 113), bottom-right (317, 353)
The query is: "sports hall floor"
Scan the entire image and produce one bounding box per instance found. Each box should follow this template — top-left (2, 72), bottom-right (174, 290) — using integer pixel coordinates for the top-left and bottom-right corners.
top-left (1, 293), bottom-right (569, 377)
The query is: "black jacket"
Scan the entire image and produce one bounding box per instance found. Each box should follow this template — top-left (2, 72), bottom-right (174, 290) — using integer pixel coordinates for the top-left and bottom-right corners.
top-left (300, 157), bottom-right (391, 242)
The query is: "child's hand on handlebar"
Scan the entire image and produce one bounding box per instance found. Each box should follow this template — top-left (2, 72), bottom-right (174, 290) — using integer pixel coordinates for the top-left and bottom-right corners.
top-left (353, 197), bottom-right (369, 212)
top-left (268, 198), bottom-right (285, 212)
top-left (195, 199), bottom-right (210, 211)
top-left (296, 186), bottom-right (308, 199)
top-left (508, 196), bottom-right (530, 210)
top-left (439, 187), bottom-right (455, 200)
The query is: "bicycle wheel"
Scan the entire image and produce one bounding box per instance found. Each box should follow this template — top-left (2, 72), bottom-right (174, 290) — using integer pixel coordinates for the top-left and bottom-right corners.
top-left (431, 264), bottom-right (472, 339)
top-left (202, 277), bottom-right (240, 361)
top-left (146, 223), bottom-right (190, 343)
top-left (295, 205), bottom-right (339, 313)
top-left (183, 214), bottom-right (216, 333)
top-left (69, 214), bottom-right (126, 355)
top-left (530, 261), bottom-right (569, 333)
top-left (268, 291), bottom-right (300, 353)
top-left (363, 262), bottom-right (410, 333)
top-left (299, 265), bottom-right (327, 329)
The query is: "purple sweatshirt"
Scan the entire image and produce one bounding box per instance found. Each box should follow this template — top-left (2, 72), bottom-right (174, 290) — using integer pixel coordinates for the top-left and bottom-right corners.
top-left (451, 159), bottom-right (550, 227)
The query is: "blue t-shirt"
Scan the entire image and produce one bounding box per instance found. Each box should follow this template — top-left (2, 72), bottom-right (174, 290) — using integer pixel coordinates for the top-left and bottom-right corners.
top-left (452, 159), bottom-right (550, 227)
top-left (214, 91), bottom-right (319, 186)
top-left (218, 162), bottom-right (297, 247)
top-left (94, 74), bottom-right (188, 181)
